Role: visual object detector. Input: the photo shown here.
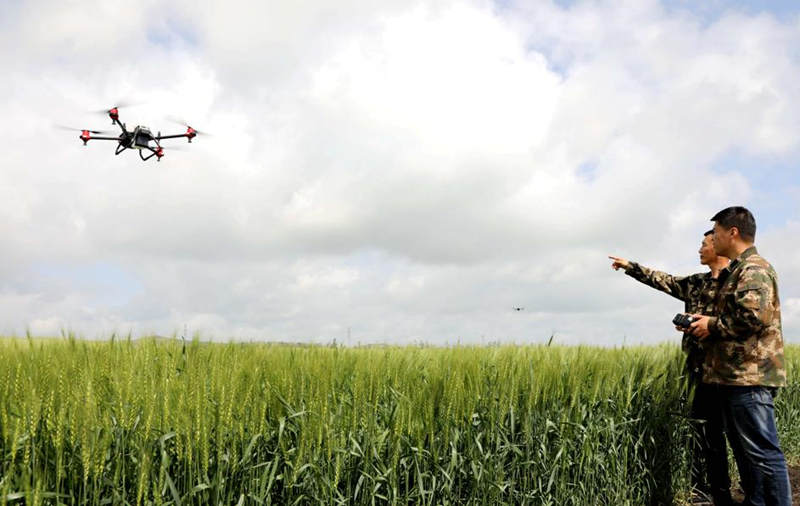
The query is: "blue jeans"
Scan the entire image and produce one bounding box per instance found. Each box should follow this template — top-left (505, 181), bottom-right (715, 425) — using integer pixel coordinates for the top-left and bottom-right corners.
top-left (717, 385), bottom-right (792, 506)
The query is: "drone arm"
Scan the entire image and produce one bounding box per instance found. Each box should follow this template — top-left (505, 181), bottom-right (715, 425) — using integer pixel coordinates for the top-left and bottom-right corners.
top-left (155, 133), bottom-right (189, 140)
top-left (111, 116), bottom-right (129, 135)
top-left (157, 127), bottom-right (196, 143)
top-left (88, 136), bottom-right (121, 141)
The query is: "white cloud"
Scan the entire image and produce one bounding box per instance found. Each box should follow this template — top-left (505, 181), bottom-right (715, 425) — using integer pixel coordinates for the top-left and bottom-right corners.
top-left (1, 0), bottom-right (799, 344)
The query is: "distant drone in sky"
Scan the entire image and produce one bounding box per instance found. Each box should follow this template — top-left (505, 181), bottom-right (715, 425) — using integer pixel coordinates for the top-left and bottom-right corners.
top-left (60, 105), bottom-right (205, 162)
top-left (513, 307), bottom-right (524, 311)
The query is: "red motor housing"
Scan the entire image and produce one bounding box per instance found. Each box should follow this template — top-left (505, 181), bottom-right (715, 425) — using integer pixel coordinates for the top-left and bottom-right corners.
top-left (186, 126), bottom-right (196, 142)
top-left (80, 130), bottom-right (91, 145)
top-left (109, 107), bottom-right (119, 121)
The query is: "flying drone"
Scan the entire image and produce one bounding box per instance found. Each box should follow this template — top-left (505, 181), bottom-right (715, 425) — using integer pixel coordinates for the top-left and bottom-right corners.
top-left (63, 105), bottom-right (205, 162)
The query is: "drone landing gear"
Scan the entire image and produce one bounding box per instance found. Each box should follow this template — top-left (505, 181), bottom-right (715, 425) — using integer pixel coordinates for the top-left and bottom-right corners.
top-left (115, 144), bottom-right (127, 156)
top-left (139, 144), bottom-right (164, 162)
top-left (139, 149), bottom-right (158, 162)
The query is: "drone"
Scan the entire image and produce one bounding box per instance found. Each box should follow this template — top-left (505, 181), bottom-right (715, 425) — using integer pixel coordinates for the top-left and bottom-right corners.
top-left (64, 106), bottom-right (204, 162)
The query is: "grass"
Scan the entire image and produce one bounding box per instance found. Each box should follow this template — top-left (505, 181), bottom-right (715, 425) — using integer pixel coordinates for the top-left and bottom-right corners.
top-left (0, 336), bottom-right (797, 505)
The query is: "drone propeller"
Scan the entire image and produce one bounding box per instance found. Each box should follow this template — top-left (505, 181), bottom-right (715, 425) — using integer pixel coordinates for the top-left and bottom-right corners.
top-left (55, 124), bottom-right (112, 134)
top-left (92, 101), bottom-right (140, 114)
top-left (152, 144), bottom-right (190, 161)
top-left (167, 116), bottom-right (211, 136)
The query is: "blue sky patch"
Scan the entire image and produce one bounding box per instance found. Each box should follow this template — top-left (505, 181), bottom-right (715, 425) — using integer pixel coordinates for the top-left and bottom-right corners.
top-left (710, 148), bottom-right (800, 231)
top-left (146, 17), bottom-right (199, 50)
top-left (576, 161), bottom-right (598, 183)
top-left (548, 0), bottom-right (800, 20)
top-left (32, 261), bottom-right (144, 307)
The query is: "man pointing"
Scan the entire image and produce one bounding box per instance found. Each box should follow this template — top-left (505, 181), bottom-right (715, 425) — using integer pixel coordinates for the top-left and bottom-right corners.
top-left (609, 230), bottom-right (732, 505)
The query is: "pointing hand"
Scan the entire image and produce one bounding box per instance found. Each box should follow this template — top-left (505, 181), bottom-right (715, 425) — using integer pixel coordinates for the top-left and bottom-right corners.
top-left (608, 256), bottom-right (630, 271)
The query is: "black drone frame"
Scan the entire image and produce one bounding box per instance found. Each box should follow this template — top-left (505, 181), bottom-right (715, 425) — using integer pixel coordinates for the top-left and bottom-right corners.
top-left (80, 107), bottom-right (197, 162)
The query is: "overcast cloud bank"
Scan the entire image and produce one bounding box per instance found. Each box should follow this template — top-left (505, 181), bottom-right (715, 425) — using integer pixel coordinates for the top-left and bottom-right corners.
top-left (1, 0), bottom-right (799, 345)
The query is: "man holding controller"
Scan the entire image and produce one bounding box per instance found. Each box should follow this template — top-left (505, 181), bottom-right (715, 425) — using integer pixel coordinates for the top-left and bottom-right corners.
top-left (688, 206), bottom-right (791, 506)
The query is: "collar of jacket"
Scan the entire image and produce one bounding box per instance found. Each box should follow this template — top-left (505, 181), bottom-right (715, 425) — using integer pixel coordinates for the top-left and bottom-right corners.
top-left (719, 245), bottom-right (759, 281)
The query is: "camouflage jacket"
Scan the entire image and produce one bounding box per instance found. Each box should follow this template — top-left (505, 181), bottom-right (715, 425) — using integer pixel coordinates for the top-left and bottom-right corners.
top-left (624, 262), bottom-right (718, 379)
top-left (704, 246), bottom-right (786, 387)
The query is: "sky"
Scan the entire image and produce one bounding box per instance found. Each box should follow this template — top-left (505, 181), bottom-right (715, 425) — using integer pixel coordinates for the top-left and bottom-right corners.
top-left (1, 0), bottom-right (799, 346)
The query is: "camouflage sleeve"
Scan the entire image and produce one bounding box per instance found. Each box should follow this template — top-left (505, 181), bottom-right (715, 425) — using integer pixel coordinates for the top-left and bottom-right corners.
top-left (623, 262), bottom-right (695, 302)
top-left (708, 265), bottom-right (774, 342)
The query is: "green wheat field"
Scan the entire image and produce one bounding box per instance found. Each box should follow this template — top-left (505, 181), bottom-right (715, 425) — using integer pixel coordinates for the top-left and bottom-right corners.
top-left (0, 337), bottom-right (797, 505)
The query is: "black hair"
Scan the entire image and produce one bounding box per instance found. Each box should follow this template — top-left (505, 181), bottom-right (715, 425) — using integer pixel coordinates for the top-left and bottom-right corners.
top-left (703, 229), bottom-right (714, 237)
top-left (710, 206), bottom-right (756, 242)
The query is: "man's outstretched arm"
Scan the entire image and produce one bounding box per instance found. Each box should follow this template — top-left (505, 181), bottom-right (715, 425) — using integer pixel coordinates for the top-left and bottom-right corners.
top-left (609, 255), bottom-right (692, 302)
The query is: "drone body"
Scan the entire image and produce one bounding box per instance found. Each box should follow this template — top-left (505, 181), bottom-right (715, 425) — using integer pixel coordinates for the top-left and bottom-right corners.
top-left (75, 107), bottom-right (199, 161)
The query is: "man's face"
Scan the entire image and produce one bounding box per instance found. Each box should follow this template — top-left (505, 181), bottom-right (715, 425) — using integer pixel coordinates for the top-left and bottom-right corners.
top-left (699, 235), bottom-right (716, 265)
top-left (712, 222), bottom-right (732, 257)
